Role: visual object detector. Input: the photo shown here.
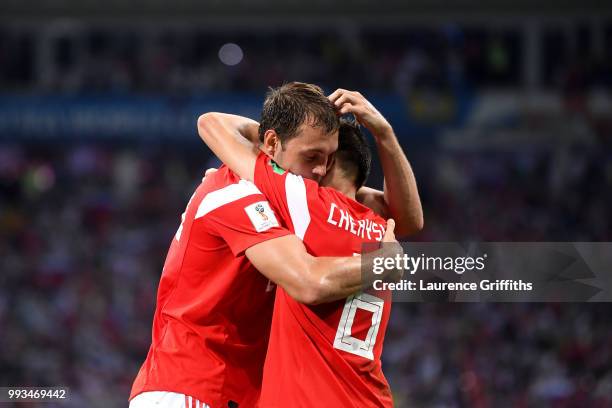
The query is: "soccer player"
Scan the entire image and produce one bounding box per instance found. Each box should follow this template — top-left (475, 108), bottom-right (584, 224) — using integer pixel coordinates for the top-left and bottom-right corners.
top-left (197, 90), bottom-right (422, 406)
top-left (129, 83), bottom-right (401, 408)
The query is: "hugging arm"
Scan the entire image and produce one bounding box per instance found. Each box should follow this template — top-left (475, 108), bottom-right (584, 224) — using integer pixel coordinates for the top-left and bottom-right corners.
top-left (197, 113), bottom-right (260, 181)
top-left (245, 220), bottom-right (401, 305)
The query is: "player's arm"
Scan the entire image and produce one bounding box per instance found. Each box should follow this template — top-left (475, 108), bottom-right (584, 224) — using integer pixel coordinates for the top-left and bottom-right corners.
top-left (245, 220), bottom-right (401, 305)
top-left (197, 112), bottom-right (260, 181)
top-left (329, 89), bottom-right (424, 238)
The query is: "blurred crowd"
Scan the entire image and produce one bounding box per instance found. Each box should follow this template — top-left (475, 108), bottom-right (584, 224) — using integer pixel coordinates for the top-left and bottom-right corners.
top-left (1, 17), bottom-right (612, 408)
top-left (419, 148), bottom-right (612, 242)
top-left (0, 23), bottom-right (611, 94)
top-left (0, 136), bottom-right (610, 406)
top-left (386, 303), bottom-right (612, 407)
top-left (0, 144), bottom-right (211, 407)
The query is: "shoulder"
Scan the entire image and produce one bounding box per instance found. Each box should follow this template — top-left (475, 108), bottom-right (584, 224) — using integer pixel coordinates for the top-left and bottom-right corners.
top-left (196, 169), bottom-right (264, 218)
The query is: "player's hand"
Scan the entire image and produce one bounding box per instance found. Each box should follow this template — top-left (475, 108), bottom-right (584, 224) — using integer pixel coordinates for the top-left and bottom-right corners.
top-left (382, 218), bottom-right (396, 243)
top-left (382, 219), bottom-right (402, 258)
top-left (382, 219), bottom-right (404, 281)
top-left (328, 89), bottom-right (392, 138)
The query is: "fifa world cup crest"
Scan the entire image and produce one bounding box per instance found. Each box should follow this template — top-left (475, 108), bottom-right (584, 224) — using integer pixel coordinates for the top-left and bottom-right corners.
top-left (255, 203), bottom-right (269, 221)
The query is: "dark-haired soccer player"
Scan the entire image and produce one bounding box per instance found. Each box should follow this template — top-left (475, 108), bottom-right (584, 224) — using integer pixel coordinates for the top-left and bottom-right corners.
top-left (198, 89), bottom-right (422, 406)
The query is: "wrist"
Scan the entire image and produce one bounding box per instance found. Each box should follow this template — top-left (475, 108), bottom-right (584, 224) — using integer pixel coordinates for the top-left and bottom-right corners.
top-left (372, 124), bottom-right (395, 143)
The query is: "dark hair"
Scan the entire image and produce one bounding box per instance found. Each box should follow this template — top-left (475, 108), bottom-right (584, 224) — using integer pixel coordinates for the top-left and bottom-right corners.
top-left (335, 118), bottom-right (372, 189)
top-left (259, 82), bottom-right (339, 144)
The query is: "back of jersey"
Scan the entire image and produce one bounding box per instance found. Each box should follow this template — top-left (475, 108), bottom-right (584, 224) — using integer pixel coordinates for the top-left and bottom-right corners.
top-left (253, 153), bottom-right (393, 407)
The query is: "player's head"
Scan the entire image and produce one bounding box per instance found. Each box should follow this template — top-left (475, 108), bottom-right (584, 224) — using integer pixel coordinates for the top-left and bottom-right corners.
top-left (259, 82), bottom-right (339, 183)
top-left (321, 119), bottom-right (372, 192)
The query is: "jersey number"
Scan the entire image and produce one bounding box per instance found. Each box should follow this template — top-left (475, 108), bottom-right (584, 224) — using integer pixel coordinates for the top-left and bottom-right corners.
top-left (333, 292), bottom-right (384, 360)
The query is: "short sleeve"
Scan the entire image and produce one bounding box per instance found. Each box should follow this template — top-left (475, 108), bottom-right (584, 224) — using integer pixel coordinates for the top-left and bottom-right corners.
top-left (253, 153), bottom-right (314, 239)
top-left (201, 179), bottom-right (291, 256)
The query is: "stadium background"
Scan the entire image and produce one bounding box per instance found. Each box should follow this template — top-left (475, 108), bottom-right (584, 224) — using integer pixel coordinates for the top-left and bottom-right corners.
top-left (0, 1), bottom-right (611, 406)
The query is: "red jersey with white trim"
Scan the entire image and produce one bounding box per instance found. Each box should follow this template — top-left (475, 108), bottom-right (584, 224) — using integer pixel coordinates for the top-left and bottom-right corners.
top-left (253, 153), bottom-right (393, 407)
top-left (130, 165), bottom-right (291, 407)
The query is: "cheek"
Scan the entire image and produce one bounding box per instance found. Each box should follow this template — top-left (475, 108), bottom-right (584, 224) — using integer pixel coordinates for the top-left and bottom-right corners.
top-left (290, 161), bottom-right (314, 180)
top-left (292, 162), bottom-right (308, 176)
top-left (277, 150), bottom-right (297, 171)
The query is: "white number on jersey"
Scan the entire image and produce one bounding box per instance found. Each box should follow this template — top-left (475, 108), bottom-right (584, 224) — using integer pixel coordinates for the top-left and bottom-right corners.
top-left (333, 292), bottom-right (384, 360)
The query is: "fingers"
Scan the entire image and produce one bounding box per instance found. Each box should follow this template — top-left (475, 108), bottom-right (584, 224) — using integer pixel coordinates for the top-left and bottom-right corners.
top-left (338, 102), bottom-right (356, 115)
top-left (381, 218), bottom-right (403, 280)
top-left (205, 167), bottom-right (218, 176)
top-left (330, 90), bottom-right (363, 106)
top-left (383, 218), bottom-right (396, 242)
top-left (329, 88), bottom-right (364, 104)
top-left (329, 89), bottom-right (371, 120)
top-left (328, 88), bottom-right (348, 104)
top-left (332, 93), bottom-right (351, 109)
top-left (386, 218), bottom-right (395, 233)
top-left (327, 88), bottom-right (359, 103)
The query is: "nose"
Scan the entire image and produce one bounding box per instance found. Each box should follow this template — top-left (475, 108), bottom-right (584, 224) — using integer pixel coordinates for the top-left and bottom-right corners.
top-left (312, 165), bottom-right (327, 178)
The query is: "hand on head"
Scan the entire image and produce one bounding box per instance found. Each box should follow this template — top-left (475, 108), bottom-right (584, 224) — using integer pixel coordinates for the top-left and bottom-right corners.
top-left (328, 89), bottom-right (392, 137)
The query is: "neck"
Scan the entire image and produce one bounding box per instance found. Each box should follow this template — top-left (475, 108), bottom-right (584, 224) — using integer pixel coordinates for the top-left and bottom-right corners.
top-left (334, 179), bottom-right (357, 200)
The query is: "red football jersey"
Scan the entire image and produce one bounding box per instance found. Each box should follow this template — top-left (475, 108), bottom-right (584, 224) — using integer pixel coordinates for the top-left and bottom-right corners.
top-left (130, 166), bottom-right (291, 407)
top-left (253, 153), bottom-right (393, 407)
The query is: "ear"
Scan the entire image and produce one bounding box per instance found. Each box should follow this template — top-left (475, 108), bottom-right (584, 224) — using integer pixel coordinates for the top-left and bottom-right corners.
top-left (262, 129), bottom-right (281, 157)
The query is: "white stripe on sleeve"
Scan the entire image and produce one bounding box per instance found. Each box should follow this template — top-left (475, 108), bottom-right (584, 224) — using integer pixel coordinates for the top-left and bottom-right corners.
top-left (195, 180), bottom-right (262, 219)
top-left (285, 173), bottom-right (311, 240)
